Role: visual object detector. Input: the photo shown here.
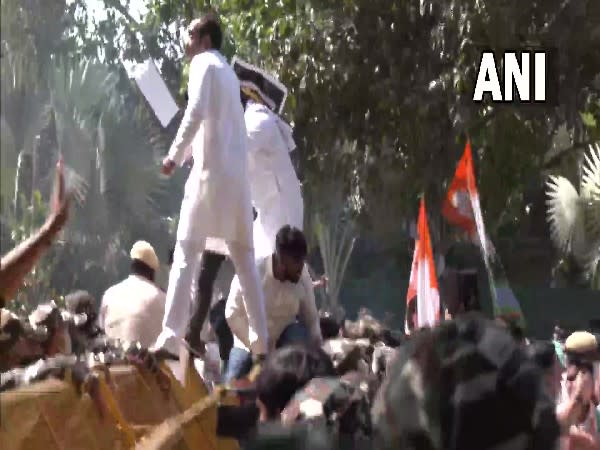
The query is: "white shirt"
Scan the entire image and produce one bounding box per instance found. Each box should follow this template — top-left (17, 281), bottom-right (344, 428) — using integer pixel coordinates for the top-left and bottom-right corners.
top-left (225, 255), bottom-right (321, 352)
top-left (99, 275), bottom-right (166, 349)
top-left (168, 50), bottom-right (253, 251)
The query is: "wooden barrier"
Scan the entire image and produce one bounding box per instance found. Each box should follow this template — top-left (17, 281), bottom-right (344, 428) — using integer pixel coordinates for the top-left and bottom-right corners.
top-left (0, 363), bottom-right (240, 450)
top-left (0, 378), bottom-right (123, 450)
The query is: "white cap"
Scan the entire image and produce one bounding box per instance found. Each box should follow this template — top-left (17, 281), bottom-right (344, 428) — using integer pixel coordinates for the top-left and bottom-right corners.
top-left (130, 240), bottom-right (159, 271)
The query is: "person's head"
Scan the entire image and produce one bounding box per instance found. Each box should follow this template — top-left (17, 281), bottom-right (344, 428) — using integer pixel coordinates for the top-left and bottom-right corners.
top-left (274, 226), bottom-right (307, 283)
top-left (64, 290), bottom-right (96, 324)
top-left (553, 323), bottom-right (571, 343)
top-left (184, 14), bottom-right (222, 58)
top-left (255, 344), bottom-right (335, 421)
top-left (526, 340), bottom-right (562, 399)
top-left (130, 240), bottom-right (159, 282)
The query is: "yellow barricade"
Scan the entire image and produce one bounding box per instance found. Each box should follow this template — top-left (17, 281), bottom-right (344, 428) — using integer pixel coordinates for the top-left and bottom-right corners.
top-left (0, 363), bottom-right (240, 450)
top-left (0, 377), bottom-right (123, 450)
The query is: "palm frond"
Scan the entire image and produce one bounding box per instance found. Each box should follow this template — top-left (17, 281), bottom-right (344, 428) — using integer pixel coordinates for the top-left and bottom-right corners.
top-left (581, 142), bottom-right (600, 200)
top-left (314, 210), bottom-right (357, 310)
top-left (545, 175), bottom-right (579, 252)
top-left (578, 143), bottom-right (600, 264)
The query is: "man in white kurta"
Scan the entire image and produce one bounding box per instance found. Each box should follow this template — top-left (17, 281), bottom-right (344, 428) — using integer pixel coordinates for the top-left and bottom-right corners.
top-left (232, 58), bottom-right (304, 259)
top-left (184, 60), bottom-right (304, 357)
top-left (99, 241), bottom-right (165, 349)
top-left (245, 99), bottom-right (304, 259)
top-left (154, 15), bottom-right (269, 359)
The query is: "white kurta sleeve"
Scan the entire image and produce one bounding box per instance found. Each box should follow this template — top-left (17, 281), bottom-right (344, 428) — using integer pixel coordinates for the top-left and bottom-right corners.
top-left (168, 55), bottom-right (213, 166)
top-left (298, 266), bottom-right (323, 346)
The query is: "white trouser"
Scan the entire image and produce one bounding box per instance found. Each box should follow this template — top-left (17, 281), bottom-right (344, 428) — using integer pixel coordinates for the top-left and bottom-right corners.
top-left (154, 238), bottom-right (269, 355)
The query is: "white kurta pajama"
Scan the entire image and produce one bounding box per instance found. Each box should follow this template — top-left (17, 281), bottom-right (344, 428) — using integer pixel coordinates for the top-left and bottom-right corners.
top-left (245, 101), bottom-right (304, 259)
top-left (154, 50), bottom-right (269, 356)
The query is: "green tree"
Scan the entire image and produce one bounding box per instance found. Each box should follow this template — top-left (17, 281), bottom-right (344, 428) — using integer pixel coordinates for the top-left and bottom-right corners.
top-left (1, 6), bottom-right (178, 304)
top-left (5, 0), bottom-right (598, 308)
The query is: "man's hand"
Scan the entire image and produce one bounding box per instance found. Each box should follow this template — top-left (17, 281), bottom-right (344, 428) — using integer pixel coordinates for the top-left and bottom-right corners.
top-left (161, 157), bottom-right (176, 176)
top-left (313, 275), bottom-right (328, 289)
top-left (46, 156), bottom-right (71, 234)
top-left (573, 369), bottom-right (594, 404)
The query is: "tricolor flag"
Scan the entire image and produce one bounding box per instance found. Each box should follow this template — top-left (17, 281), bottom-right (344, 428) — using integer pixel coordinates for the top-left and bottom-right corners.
top-left (405, 198), bottom-right (440, 334)
top-left (442, 140), bottom-right (525, 327)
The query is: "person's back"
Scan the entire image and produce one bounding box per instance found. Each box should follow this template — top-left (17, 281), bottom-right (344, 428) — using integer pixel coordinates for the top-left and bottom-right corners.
top-left (191, 50), bottom-right (247, 182)
top-left (100, 241), bottom-right (165, 349)
top-left (245, 102), bottom-right (298, 192)
top-left (101, 275), bottom-right (165, 348)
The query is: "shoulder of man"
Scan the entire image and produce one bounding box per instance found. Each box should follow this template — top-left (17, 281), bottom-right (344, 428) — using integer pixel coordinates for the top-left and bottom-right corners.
top-left (102, 278), bottom-right (128, 299)
top-left (189, 51), bottom-right (221, 77)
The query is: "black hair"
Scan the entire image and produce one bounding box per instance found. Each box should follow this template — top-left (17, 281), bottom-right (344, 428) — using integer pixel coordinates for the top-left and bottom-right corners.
top-left (275, 225), bottom-right (307, 261)
top-left (319, 315), bottom-right (341, 340)
top-left (131, 259), bottom-right (155, 281)
top-left (256, 344), bottom-right (335, 419)
top-left (526, 341), bottom-right (556, 370)
top-left (197, 14), bottom-right (222, 50)
top-left (553, 323), bottom-right (572, 343)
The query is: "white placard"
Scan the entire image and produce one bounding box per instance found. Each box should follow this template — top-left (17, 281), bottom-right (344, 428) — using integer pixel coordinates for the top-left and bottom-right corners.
top-left (131, 58), bottom-right (179, 128)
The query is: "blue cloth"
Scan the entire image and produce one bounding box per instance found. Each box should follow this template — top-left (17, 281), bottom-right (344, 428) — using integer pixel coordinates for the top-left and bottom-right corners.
top-left (552, 340), bottom-right (566, 368)
top-left (224, 321), bottom-right (309, 383)
top-left (224, 347), bottom-right (254, 383)
top-left (276, 321), bottom-right (309, 348)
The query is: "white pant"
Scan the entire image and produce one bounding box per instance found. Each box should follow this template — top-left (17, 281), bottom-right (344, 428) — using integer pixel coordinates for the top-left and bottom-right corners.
top-left (154, 238), bottom-right (269, 355)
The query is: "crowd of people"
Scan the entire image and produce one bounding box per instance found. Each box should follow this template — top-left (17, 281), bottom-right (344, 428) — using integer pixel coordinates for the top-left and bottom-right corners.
top-left (1, 12), bottom-right (599, 450)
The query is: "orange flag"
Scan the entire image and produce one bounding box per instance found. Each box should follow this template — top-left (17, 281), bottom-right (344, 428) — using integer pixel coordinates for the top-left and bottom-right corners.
top-left (441, 140), bottom-right (478, 238)
top-left (405, 198), bottom-right (440, 334)
top-left (442, 140), bottom-right (525, 327)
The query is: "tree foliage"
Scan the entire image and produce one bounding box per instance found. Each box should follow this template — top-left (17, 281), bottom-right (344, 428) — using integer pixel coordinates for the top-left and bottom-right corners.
top-left (83, 0), bottom-right (598, 244)
top-left (1, 0), bottom-right (599, 304)
top-left (1, 2), bottom-right (179, 304)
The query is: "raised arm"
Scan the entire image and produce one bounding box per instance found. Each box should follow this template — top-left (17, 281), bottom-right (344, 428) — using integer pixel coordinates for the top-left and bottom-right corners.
top-left (0, 160), bottom-right (70, 303)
